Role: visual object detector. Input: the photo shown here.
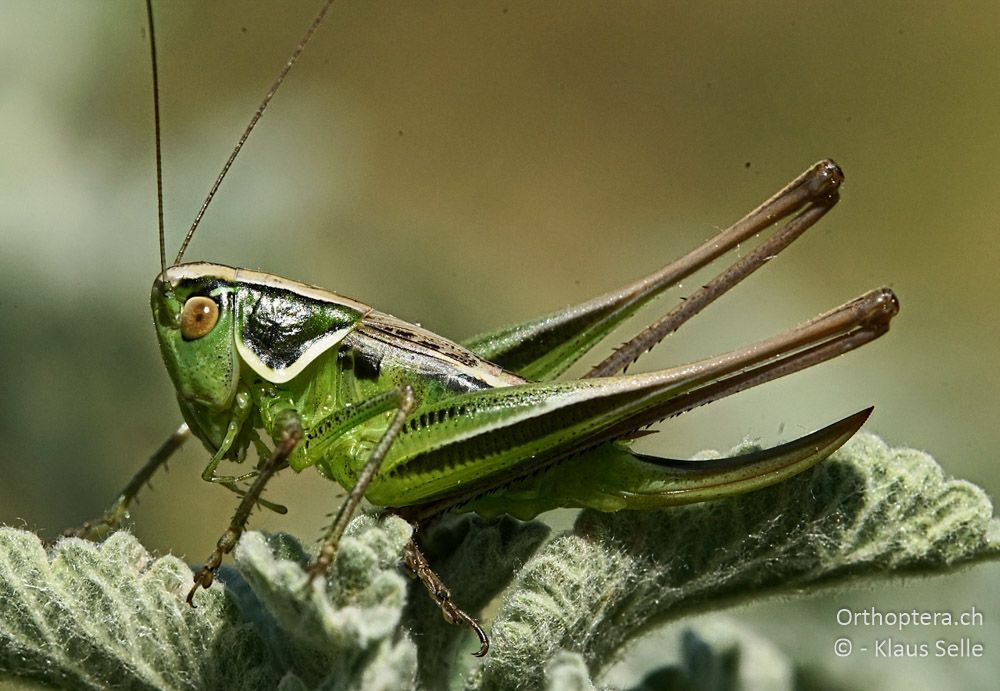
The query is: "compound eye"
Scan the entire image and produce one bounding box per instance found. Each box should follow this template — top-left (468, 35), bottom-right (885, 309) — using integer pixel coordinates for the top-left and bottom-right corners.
top-left (180, 296), bottom-right (219, 340)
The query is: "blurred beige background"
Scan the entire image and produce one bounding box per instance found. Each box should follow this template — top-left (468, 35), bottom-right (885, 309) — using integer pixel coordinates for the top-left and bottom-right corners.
top-left (1, 2), bottom-right (997, 688)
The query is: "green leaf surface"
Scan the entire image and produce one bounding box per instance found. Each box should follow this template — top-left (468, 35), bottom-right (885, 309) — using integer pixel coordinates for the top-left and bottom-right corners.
top-left (0, 529), bottom-right (273, 690)
top-left (0, 517), bottom-right (417, 690)
top-left (544, 651), bottom-right (597, 691)
top-left (231, 516), bottom-right (417, 690)
top-left (470, 433), bottom-right (1000, 690)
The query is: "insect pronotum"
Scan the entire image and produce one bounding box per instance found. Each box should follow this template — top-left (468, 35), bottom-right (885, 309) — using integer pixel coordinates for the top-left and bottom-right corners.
top-left (69, 0), bottom-right (899, 656)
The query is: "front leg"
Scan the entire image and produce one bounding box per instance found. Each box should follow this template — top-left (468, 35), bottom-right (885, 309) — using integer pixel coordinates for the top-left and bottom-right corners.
top-left (188, 411), bottom-right (302, 604)
top-left (199, 387), bottom-right (256, 489)
top-left (188, 386), bottom-right (415, 604)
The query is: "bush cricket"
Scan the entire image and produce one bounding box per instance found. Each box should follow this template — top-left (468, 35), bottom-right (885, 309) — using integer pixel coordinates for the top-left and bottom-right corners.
top-left (70, 0), bottom-right (899, 656)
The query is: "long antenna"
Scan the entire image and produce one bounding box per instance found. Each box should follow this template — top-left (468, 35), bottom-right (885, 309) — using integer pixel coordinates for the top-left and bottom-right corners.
top-left (146, 0), bottom-right (167, 279)
top-left (172, 0), bottom-right (338, 266)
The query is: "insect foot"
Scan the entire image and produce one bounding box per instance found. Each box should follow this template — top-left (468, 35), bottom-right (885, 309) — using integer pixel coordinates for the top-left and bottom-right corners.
top-left (60, 508), bottom-right (125, 543)
top-left (405, 538), bottom-right (490, 657)
top-left (186, 530), bottom-right (236, 605)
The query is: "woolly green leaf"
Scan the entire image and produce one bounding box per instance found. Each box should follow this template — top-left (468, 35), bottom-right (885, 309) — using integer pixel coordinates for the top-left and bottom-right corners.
top-left (0, 529), bottom-right (275, 690)
top-left (231, 515), bottom-right (418, 690)
top-left (0, 517), bottom-right (419, 690)
top-left (544, 651), bottom-right (597, 691)
top-left (471, 434), bottom-right (1000, 690)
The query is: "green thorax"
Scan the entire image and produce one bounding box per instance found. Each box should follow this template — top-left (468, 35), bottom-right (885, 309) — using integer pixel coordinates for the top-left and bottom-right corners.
top-left (151, 262), bottom-right (522, 489)
top-left (151, 263), bottom-right (370, 457)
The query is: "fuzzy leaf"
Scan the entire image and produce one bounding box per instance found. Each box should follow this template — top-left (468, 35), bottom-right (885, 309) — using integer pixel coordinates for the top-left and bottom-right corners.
top-left (231, 515), bottom-right (418, 690)
top-left (0, 529), bottom-right (275, 690)
top-left (544, 651), bottom-right (597, 691)
top-left (236, 522), bottom-right (409, 650)
top-left (471, 433), bottom-right (1000, 690)
top-left (0, 517), bottom-right (418, 690)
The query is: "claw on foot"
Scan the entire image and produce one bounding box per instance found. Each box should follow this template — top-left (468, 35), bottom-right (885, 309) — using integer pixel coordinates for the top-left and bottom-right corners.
top-left (186, 566), bottom-right (216, 607)
top-left (404, 539), bottom-right (491, 656)
top-left (187, 529), bottom-right (238, 607)
top-left (446, 606), bottom-right (489, 657)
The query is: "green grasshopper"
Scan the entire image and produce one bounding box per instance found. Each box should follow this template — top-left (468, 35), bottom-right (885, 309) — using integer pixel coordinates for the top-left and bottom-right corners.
top-left (73, 0), bottom-right (898, 656)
